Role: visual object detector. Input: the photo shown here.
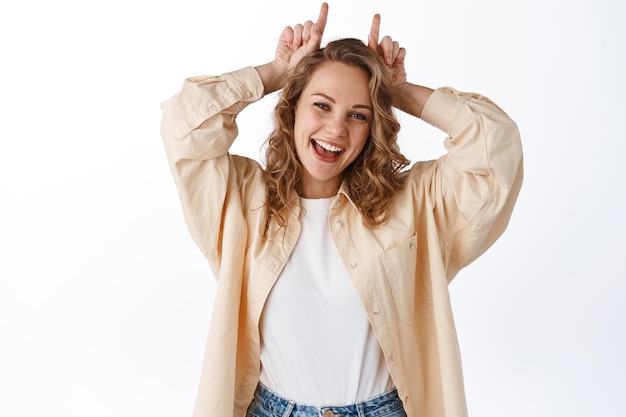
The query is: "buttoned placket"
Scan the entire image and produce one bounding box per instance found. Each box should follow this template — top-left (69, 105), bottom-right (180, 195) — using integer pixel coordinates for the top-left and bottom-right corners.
top-left (332, 194), bottom-right (385, 331)
top-left (330, 200), bottom-right (360, 273)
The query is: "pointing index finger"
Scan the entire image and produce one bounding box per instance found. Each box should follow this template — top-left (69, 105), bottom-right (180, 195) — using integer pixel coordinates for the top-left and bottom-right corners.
top-left (316, 3), bottom-right (329, 36)
top-left (368, 13), bottom-right (381, 49)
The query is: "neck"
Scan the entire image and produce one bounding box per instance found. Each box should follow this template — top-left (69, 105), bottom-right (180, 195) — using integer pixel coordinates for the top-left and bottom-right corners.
top-left (300, 177), bottom-right (341, 199)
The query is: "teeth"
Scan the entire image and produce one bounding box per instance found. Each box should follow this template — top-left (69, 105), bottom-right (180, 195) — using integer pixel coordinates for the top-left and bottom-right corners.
top-left (313, 139), bottom-right (342, 153)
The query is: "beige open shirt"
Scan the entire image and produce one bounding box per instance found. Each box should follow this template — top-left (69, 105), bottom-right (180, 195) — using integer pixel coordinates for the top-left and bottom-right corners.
top-left (160, 66), bottom-right (523, 417)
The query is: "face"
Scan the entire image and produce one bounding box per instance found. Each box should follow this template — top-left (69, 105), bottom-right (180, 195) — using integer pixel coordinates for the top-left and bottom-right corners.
top-left (293, 61), bottom-right (372, 198)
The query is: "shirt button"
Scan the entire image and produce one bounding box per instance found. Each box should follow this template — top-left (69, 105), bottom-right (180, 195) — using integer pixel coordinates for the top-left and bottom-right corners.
top-left (335, 220), bottom-right (343, 228)
top-left (390, 354), bottom-right (397, 361)
top-left (373, 307), bottom-right (380, 315)
top-left (409, 243), bottom-right (416, 250)
top-left (350, 262), bottom-right (358, 269)
top-left (246, 91), bottom-right (252, 98)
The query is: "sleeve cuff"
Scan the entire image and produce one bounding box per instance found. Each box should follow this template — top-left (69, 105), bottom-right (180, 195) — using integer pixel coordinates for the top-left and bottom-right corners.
top-left (224, 66), bottom-right (265, 103)
top-left (420, 87), bottom-right (471, 134)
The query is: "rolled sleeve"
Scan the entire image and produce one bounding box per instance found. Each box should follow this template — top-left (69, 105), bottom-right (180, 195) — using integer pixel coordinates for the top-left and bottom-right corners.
top-left (160, 66), bottom-right (264, 160)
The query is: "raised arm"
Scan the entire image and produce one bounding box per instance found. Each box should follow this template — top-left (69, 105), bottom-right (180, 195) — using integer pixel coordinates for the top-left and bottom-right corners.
top-left (255, 3), bottom-right (328, 94)
top-left (367, 14), bottom-right (523, 270)
top-left (160, 3), bottom-right (331, 267)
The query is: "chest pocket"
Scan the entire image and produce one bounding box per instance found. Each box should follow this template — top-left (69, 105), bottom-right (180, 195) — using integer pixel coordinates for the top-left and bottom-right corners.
top-left (380, 233), bottom-right (418, 326)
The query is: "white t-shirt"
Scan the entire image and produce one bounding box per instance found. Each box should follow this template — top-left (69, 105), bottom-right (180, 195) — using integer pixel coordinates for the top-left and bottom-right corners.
top-left (259, 197), bottom-right (393, 406)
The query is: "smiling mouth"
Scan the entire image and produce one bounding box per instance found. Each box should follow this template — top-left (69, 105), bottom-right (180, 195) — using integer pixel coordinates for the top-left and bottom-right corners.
top-left (312, 139), bottom-right (344, 158)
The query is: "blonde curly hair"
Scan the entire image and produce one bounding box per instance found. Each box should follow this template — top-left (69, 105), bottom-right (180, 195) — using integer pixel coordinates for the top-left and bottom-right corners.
top-left (264, 38), bottom-right (409, 229)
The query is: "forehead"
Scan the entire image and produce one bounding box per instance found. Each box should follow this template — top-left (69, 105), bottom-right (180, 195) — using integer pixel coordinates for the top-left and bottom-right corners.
top-left (303, 61), bottom-right (371, 103)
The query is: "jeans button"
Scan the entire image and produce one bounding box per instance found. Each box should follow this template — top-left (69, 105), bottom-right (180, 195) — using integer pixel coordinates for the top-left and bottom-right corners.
top-left (323, 410), bottom-right (334, 417)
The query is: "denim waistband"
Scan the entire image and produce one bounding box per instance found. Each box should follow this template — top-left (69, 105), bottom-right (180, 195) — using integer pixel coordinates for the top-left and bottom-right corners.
top-left (250, 383), bottom-right (406, 417)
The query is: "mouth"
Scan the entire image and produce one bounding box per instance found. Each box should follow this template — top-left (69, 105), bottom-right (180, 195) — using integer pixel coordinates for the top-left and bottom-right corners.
top-left (311, 138), bottom-right (344, 161)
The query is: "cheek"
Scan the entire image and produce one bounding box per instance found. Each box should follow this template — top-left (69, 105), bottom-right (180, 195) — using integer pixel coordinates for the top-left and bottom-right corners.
top-left (346, 132), bottom-right (370, 166)
top-left (354, 126), bottom-right (371, 151)
top-left (293, 116), bottom-right (307, 145)
top-left (293, 109), bottom-right (313, 138)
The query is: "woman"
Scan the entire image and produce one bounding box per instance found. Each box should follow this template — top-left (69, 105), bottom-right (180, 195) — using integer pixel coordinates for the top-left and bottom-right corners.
top-left (160, 4), bottom-right (523, 417)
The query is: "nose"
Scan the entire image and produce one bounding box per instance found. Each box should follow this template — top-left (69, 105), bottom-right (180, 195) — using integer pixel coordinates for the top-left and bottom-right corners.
top-left (325, 115), bottom-right (348, 138)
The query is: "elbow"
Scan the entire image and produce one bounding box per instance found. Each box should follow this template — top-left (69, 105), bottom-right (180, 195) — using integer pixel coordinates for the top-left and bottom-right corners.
top-left (483, 107), bottom-right (524, 193)
top-left (498, 121), bottom-right (523, 194)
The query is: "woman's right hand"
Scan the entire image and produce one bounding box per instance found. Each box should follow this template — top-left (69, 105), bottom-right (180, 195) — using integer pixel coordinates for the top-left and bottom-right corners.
top-left (256, 3), bottom-right (328, 94)
top-left (274, 3), bottom-right (328, 70)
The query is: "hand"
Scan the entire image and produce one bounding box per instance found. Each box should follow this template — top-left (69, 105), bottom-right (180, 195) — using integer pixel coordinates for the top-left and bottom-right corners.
top-left (367, 14), bottom-right (432, 117)
top-left (367, 14), bottom-right (407, 88)
top-left (274, 3), bottom-right (329, 71)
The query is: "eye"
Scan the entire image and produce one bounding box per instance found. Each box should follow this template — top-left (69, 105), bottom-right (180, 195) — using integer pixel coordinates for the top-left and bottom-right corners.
top-left (314, 102), bottom-right (330, 111)
top-left (350, 112), bottom-right (368, 121)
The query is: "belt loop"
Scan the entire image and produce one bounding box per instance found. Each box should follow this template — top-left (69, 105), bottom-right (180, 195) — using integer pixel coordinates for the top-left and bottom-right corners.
top-left (282, 400), bottom-right (295, 417)
top-left (356, 402), bottom-right (366, 417)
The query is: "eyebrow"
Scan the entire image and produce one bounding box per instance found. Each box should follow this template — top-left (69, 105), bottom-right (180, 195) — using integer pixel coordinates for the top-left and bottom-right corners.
top-left (312, 93), bottom-right (373, 112)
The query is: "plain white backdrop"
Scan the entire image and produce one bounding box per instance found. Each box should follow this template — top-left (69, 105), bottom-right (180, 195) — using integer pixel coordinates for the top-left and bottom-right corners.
top-left (1, 0), bottom-right (624, 416)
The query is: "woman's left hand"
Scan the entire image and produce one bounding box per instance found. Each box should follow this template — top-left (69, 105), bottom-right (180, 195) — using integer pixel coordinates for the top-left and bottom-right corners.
top-left (367, 14), bottom-right (434, 118)
top-left (367, 14), bottom-right (407, 88)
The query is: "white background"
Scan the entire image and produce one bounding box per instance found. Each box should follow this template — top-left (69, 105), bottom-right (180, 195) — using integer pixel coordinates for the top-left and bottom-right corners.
top-left (1, 0), bottom-right (624, 416)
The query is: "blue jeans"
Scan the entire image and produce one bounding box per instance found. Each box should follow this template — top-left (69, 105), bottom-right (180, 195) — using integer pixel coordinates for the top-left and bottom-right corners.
top-left (246, 383), bottom-right (407, 417)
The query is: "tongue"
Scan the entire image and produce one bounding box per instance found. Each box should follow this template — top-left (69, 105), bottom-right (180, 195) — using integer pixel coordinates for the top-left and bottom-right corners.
top-left (314, 141), bottom-right (337, 157)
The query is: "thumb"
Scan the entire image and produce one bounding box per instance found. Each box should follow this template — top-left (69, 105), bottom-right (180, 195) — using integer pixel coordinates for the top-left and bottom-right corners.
top-left (306, 22), bottom-right (323, 51)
